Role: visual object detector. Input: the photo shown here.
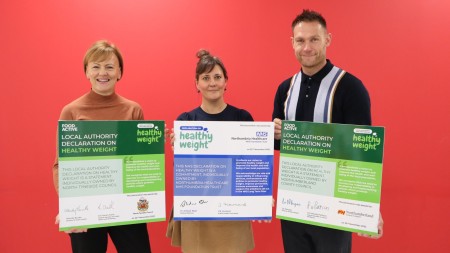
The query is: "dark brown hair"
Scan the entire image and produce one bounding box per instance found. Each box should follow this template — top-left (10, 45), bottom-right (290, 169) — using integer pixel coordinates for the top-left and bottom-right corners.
top-left (291, 9), bottom-right (327, 31)
top-left (195, 49), bottom-right (228, 81)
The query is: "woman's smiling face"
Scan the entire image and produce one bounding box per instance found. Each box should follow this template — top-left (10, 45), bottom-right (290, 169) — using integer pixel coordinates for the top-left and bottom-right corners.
top-left (86, 54), bottom-right (122, 96)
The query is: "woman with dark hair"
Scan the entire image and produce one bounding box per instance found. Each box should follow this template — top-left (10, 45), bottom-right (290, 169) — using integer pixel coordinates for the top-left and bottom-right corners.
top-left (166, 49), bottom-right (255, 253)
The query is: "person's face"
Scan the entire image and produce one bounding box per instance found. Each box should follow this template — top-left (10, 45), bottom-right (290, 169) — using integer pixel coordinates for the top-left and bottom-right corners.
top-left (196, 64), bottom-right (227, 102)
top-left (292, 21), bottom-right (331, 75)
top-left (85, 54), bottom-right (122, 96)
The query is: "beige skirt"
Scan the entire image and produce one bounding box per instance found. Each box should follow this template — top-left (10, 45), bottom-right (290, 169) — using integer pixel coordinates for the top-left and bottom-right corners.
top-left (166, 209), bottom-right (255, 253)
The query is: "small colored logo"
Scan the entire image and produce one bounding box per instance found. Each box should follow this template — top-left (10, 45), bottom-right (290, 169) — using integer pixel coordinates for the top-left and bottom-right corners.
top-left (137, 123), bottom-right (155, 129)
top-left (284, 123), bottom-right (297, 131)
top-left (353, 128), bottom-right (372, 134)
top-left (180, 126), bottom-right (206, 131)
top-left (256, 131), bottom-right (268, 137)
top-left (337, 210), bottom-right (346, 215)
top-left (137, 197), bottom-right (149, 211)
top-left (61, 123), bottom-right (78, 132)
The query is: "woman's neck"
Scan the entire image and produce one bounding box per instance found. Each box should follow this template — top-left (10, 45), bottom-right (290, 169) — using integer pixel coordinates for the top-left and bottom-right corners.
top-left (200, 100), bottom-right (227, 114)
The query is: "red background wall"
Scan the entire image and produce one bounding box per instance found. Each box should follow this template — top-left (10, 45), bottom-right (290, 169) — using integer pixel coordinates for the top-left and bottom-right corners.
top-left (1, 0), bottom-right (449, 252)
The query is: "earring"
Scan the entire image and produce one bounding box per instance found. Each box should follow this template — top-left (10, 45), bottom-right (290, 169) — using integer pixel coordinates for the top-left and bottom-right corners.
top-left (197, 90), bottom-right (200, 93)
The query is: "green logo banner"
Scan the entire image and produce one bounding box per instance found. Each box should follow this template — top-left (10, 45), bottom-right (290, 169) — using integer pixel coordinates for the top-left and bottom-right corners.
top-left (59, 121), bottom-right (165, 157)
top-left (281, 121), bottom-right (384, 163)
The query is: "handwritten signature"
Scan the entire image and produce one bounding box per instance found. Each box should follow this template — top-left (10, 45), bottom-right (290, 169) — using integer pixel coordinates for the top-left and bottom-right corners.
top-left (282, 198), bottom-right (301, 208)
top-left (222, 202), bottom-right (247, 207)
top-left (98, 200), bottom-right (115, 210)
top-left (180, 200), bottom-right (208, 207)
top-left (307, 201), bottom-right (330, 211)
top-left (63, 205), bottom-right (89, 216)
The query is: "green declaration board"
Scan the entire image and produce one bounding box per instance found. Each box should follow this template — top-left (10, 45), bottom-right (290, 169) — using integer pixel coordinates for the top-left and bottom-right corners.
top-left (276, 121), bottom-right (384, 235)
top-left (58, 120), bottom-right (165, 231)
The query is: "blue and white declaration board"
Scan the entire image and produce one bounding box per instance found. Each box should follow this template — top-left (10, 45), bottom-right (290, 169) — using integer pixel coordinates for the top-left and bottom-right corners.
top-left (173, 121), bottom-right (274, 221)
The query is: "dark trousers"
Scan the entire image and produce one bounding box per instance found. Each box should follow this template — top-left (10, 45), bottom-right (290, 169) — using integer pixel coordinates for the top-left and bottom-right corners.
top-left (281, 220), bottom-right (351, 253)
top-left (69, 223), bottom-right (151, 253)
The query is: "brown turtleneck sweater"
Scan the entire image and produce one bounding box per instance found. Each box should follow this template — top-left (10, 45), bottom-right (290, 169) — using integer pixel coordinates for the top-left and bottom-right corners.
top-left (52, 90), bottom-right (144, 192)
